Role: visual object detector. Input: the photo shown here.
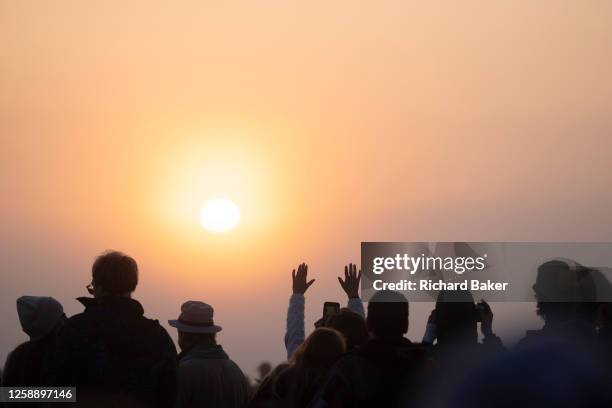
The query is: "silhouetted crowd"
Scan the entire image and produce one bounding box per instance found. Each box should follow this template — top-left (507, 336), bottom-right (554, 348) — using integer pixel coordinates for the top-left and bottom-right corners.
top-left (3, 251), bottom-right (612, 407)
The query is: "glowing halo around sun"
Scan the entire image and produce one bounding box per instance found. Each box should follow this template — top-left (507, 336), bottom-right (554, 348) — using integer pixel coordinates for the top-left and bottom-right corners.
top-left (200, 198), bottom-right (241, 233)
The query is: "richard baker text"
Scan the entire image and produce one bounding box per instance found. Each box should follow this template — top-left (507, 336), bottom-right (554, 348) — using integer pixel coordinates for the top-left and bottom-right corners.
top-left (372, 279), bottom-right (509, 292)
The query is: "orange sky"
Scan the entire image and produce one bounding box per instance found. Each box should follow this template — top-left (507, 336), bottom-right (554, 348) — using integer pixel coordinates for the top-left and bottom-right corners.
top-left (1, 0), bottom-right (612, 377)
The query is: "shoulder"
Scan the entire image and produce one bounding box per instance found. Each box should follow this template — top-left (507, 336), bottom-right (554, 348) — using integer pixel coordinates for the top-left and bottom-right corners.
top-left (9, 341), bottom-right (32, 353)
top-left (143, 316), bottom-right (170, 335)
top-left (516, 329), bottom-right (544, 348)
top-left (226, 358), bottom-right (247, 377)
top-left (62, 311), bottom-right (94, 334)
top-left (57, 312), bottom-right (92, 341)
top-left (152, 319), bottom-right (175, 343)
top-left (64, 311), bottom-right (87, 325)
top-left (140, 317), bottom-right (177, 355)
top-left (5, 342), bottom-right (31, 362)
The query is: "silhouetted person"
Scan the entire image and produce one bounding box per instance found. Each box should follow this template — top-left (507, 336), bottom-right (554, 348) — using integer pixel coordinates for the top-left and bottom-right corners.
top-left (423, 290), bottom-right (503, 351)
top-left (417, 291), bottom-right (504, 408)
top-left (257, 362), bottom-right (272, 384)
top-left (251, 328), bottom-right (345, 408)
top-left (287, 328), bottom-right (347, 407)
top-left (3, 296), bottom-right (66, 386)
top-left (310, 290), bottom-right (429, 408)
top-left (249, 361), bottom-right (273, 397)
top-left (169, 301), bottom-right (249, 408)
top-left (249, 362), bottom-right (291, 407)
top-left (44, 250), bottom-right (178, 407)
top-left (519, 259), bottom-right (600, 348)
top-left (285, 263), bottom-right (365, 360)
top-left (445, 259), bottom-right (612, 408)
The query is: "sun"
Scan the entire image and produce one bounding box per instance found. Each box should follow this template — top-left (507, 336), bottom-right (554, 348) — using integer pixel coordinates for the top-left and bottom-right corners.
top-left (200, 198), bottom-right (241, 233)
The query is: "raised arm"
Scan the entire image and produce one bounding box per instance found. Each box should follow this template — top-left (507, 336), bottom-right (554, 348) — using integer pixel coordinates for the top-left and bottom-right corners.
top-left (338, 263), bottom-right (365, 318)
top-left (284, 263), bottom-right (315, 359)
top-left (478, 300), bottom-right (505, 350)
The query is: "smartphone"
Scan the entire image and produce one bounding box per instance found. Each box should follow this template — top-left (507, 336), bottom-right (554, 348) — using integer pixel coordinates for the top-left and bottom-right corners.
top-left (323, 302), bottom-right (340, 319)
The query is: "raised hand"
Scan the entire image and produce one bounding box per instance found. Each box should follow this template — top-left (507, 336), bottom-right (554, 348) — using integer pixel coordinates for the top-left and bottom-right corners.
top-left (338, 263), bottom-right (361, 299)
top-left (292, 263), bottom-right (315, 295)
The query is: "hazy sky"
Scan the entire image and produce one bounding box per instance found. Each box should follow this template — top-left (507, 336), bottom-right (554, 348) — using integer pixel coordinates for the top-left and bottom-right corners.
top-left (2, 1), bottom-right (612, 377)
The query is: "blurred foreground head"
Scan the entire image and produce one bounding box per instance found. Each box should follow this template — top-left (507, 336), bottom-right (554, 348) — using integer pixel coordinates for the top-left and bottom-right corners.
top-left (92, 250), bottom-right (139, 297)
top-left (257, 362), bottom-right (272, 379)
top-left (451, 341), bottom-right (612, 408)
top-left (367, 290), bottom-right (409, 339)
top-left (534, 259), bottom-right (599, 324)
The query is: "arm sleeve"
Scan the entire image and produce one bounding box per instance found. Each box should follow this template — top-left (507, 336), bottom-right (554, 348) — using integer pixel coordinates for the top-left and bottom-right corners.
top-left (284, 293), bottom-right (305, 360)
top-left (346, 297), bottom-right (365, 319)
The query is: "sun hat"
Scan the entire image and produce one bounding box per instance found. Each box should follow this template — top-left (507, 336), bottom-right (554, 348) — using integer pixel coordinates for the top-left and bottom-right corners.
top-left (168, 301), bottom-right (222, 333)
top-left (17, 296), bottom-right (65, 340)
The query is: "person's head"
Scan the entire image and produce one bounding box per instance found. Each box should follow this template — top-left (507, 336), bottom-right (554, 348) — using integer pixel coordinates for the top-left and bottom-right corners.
top-left (326, 308), bottom-right (368, 350)
top-left (257, 362), bottom-right (272, 379)
top-left (435, 290), bottom-right (478, 346)
top-left (16, 296), bottom-right (66, 340)
top-left (367, 290), bottom-right (409, 339)
top-left (534, 260), bottom-right (599, 325)
top-left (294, 327), bottom-right (346, 369)
top-left (90, 250), bottom-right (138, 297)
top-left (168, 300), bottom-right (223, 352)
top-left (290, 327), bottom-right (346, 406)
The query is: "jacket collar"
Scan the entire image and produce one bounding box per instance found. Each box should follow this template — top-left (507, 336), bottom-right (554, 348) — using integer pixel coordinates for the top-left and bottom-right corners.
top-left (180, 344), bottom-right (229, 362)
top-left (76, 296), bottom-right (145, 317)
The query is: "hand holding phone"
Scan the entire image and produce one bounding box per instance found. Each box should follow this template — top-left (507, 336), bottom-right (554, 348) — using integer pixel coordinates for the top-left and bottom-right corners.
top-left (323, 302), bottom-right (340, 320)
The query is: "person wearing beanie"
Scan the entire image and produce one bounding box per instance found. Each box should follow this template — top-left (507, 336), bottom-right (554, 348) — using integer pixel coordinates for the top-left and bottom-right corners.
top-left (2, 296), bottom-right (66, 386)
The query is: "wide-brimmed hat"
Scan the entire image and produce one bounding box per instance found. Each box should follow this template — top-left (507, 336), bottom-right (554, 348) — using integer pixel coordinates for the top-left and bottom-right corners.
top-left (17, 296), bottom-right (65, 340)
top-left (168, 301), bottom-right (222, 334)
